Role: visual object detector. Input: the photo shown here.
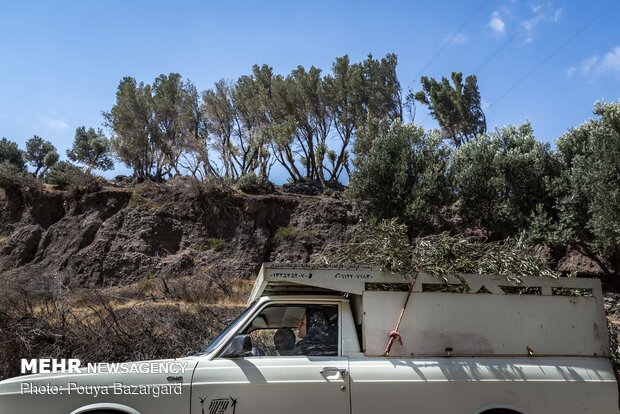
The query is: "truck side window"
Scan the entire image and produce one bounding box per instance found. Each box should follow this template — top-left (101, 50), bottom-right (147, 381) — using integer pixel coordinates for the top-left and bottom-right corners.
top-left (243, 304), bottom-right (338, 357)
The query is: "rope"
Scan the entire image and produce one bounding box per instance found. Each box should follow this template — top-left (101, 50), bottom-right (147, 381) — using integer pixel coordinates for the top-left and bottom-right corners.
top-left (384, 273), bottom-right (419, 356)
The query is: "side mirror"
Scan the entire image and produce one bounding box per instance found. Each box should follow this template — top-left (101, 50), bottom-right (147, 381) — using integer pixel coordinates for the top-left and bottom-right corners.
top-left (220, 334), bottom-right (252, 358)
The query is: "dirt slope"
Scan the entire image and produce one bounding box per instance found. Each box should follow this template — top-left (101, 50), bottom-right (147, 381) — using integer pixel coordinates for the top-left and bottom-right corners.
top-left (0, 178), bottom-right (359, 294)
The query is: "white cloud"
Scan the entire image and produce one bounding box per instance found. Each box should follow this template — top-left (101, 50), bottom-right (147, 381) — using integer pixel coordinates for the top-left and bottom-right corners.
top-left (567, 45), bottom-right (620, 81)
top-left (444, 32), bottom-right (468, 46)
top-left (521, 4), bottom-right (562, 43)
top-left (581, 55), bottom-right (600, 76)
top-left (488, 12), bottom-right (506, 35)
top-left (40, 116), bottom-right (69, 131)
top-left (522, 14), bottom-right (543, 43)
top-left (601, 46), bottom-right (620, 72)
top-left (451, 33), bottom-right (468, 45)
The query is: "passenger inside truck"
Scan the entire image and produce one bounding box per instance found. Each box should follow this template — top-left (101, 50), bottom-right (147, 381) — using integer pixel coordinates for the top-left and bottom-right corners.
top-left (273, 328), bottom-right (295, 355)
top-left (242, 304), bottom-right (338, 357)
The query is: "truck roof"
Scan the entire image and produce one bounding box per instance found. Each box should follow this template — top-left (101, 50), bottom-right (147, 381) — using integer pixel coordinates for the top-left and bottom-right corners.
top-left (249, 262), bottom-right (602, 303)
top-left (248, 263), bottom-right (406, 303)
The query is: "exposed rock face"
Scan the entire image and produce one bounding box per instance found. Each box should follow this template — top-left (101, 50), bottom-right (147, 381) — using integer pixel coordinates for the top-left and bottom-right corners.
top-left (0, 179), bottom-right (359, 292)
top-left (1, 224), bottom-right (43, 266)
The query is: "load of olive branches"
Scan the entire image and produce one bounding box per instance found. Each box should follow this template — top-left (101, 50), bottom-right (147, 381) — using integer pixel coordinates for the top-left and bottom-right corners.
top-left (320, 219), bottom-right (560, 283)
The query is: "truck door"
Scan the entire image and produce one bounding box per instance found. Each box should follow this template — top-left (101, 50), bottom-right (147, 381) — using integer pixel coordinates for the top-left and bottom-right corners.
top-left (191, 303), bottom-right (350, 414)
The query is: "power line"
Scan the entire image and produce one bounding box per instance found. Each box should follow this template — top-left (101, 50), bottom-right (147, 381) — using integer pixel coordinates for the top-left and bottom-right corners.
top-left (487, 0), bottom-right (618, 111)
top-left (408, 0), bottom-right (492, 124)
top-left (412, 0), bottom-right (492, 85)
top-left (410, 0), bottom-right (550, 123)
top-left (473, 0), bottom-right (554, 74)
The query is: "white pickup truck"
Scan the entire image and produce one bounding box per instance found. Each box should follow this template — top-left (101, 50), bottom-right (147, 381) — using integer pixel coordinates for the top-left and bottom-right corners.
top-left (1, 263), bottom-right (619, 413)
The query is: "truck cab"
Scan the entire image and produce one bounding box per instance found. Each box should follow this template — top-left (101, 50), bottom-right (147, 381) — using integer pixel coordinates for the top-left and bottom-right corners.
top-left (193, 263), bottom-right (620, 414)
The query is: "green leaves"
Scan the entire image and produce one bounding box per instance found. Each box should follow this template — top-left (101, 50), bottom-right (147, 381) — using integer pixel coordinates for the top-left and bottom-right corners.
top-left (104, 77), bottom-right (154, 180)
top-left (451, 123), bottom-right (558, 239)
top-left (25, 136), bottom-right (57, 176)
top-left (67, 127), bottom-right (114, 172)
top-left (321, 218), bottom-right (412, 275)
top-left (348, 121), bottom-right (452, 235)
top-left (326, 54), bottom-right (402, 178)
top-left (344, 100), bottom-right (620, 279)
top-left (0, 137), bottom-right (25, 171)
top-left (42, 160), bottom-right (82, 188)
top-left (542, 100), bottom-right (620, 276)
top-left (322, 219), bottom-right (558, 281)
top-left (102, 54), bottom-right (403, 185)
top-left (105, 74), bottom-right (200, 181)
top-left (413, 72), bottom-right (486, 147)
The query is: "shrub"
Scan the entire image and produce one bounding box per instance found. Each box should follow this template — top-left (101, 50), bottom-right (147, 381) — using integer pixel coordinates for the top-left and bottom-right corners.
top-left (451, 123), bottom-right (558, 239)
top-left (0, 138), bottom-right (25, 171)
top-left (0, 162), bottom-right (40, 192)
top-left (43, 161), bottom-right (83, 188)
top-left (348, 121), bottom-right (453, 235)
top-left (0, 163), bottom-right (24, 191)
top-left (236, 173), bottom-right (274, 194)
top-left (0, 290), bottom-right (238, 380)
top-left (533, 101), bottom-right (620, 279)
top-left (275, 226), bottom-right (296, 240)
top-left (67, 171), bottom-right (102, 197)
top-left (43, 161), bottom-right (101, 195)
top-left (113, 174), bottom-right (134, 187)
top-left (196, 238), bottom-right (225, 251)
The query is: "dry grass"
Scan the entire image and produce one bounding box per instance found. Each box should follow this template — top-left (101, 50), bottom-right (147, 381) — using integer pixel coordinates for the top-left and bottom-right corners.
top-left (98, 270), bottom-right (253, 307)
top-left (0, 268), bottom-right (251, 380)
top-left (126, 192), bottom-right (169, 211)
top-left (0, 289), bottom-right (244, 380)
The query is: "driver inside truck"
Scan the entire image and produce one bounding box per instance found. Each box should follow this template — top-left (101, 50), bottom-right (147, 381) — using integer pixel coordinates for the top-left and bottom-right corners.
top-left (292, 308), bottom-right (337, 356)
top-left (274, 328), bottom-right (296, 355)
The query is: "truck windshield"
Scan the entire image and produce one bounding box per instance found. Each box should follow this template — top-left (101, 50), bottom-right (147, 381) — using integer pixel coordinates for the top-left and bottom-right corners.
top-left (197, 302), bottom-right (256, 355)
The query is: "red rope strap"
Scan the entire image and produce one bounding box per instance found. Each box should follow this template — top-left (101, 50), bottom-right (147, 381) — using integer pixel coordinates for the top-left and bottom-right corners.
top-left (384, 273), bottom-right (418, 356)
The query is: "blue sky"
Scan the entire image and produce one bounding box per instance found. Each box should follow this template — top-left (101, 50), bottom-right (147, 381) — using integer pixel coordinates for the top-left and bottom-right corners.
top-left (1, 0), bottom-right (619, 179)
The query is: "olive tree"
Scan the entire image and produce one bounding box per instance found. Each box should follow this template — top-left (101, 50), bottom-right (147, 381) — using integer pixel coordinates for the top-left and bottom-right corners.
top-left (538, 101), bottom-right (620, 278)
top-left (413, 72), bottom-right (486, 147)
top-left (25, 135), bottom-right (57, 176)
top-left (348, 120), bottom-right (452, 235)
top-left (0, 138), bottom-right (25, 170)
top-left (104, 74), bottom-right (198, 181)
top-left (67, 127), bottom-right (114, 172)
top-left (451, 123), bottom-right (558, 239)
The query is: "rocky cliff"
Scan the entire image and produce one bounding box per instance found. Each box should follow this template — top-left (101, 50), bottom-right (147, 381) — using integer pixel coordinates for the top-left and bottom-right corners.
top-left (0, 178), bottom-right (359, 294)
